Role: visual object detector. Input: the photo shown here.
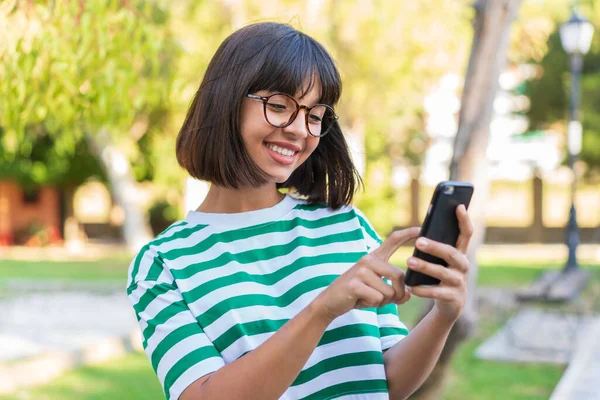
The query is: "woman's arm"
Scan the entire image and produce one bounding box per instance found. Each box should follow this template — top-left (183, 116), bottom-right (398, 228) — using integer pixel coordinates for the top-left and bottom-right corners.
top-left (181, 301), bottom-right (331, 400)
top-left (382, 307), bottom-right (454, 399)
top-left (384, 205), bottom-right (473, 399)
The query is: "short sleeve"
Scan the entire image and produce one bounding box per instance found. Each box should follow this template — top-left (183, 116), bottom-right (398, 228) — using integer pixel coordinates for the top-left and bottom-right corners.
top-left (352, 208), bottom-right (410, 350)
top-left (353, 207), bottom-right (383, 254)
top-left (377, 302), bottom-right (409, 351)
top-left (127, 246), bottom-right (226, 400)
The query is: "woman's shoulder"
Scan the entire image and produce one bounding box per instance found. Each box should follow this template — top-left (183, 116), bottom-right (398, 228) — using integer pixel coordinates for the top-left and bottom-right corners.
top-left (132, 219), bottom-right (205, 261)
top-left (127, 219), bottom-right (205, 286)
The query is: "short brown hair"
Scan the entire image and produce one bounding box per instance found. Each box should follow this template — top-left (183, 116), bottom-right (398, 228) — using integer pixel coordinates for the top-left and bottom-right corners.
top-left (176, 22), bottom-right (361, 209)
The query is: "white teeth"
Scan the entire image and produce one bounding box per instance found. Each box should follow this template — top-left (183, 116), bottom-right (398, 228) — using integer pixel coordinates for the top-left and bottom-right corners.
top-left (266, 143), bottom-right (296, 157)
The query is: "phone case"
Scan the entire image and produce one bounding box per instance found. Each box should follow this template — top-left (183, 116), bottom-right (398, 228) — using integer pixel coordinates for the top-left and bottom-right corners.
top-left (404, 181), bottom-right (474, 286)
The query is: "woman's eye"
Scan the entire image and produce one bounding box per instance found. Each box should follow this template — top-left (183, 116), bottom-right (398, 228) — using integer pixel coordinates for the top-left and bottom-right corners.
top-left (308, 114), bottom-right (323, 124)
top-left (267, 103), bottom-right (287, 112)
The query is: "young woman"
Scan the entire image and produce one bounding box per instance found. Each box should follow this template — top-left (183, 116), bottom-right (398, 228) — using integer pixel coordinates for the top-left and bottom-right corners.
top-left (127, 22), bottom-right (473, 400)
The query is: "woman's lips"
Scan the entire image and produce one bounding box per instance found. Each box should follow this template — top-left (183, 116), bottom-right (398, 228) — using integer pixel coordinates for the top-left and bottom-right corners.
top-left (264, 143), bottom-right (298, 165)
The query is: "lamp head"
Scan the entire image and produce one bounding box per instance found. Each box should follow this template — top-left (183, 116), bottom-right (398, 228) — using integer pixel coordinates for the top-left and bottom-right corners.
top-left (560, 9), bottom-right (595, 55)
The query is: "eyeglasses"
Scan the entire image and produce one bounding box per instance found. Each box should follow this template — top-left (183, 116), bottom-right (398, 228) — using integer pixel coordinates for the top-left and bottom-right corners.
top-left (246, 93), bottom-right (338, 138)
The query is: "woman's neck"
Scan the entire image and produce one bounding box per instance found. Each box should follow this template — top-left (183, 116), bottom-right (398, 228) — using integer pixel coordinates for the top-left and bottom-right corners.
top-left (196, 184), bottom-right (285, 213)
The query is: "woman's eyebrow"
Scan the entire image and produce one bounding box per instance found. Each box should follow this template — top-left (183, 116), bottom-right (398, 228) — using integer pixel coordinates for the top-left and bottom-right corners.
top-left (296, 93), bottom-right (323, 107)
top-left (266, 91), bottom-right (323, 107)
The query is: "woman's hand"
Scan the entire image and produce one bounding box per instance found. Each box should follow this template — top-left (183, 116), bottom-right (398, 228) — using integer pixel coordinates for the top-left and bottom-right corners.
top-left (405, 205), bottom-right (474, 323)
top-left (312, 227), bottom-right (421, 322)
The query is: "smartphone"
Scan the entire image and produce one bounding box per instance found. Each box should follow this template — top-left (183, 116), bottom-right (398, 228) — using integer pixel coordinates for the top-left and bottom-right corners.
top-left (404, 181), bottom-right (474, 286)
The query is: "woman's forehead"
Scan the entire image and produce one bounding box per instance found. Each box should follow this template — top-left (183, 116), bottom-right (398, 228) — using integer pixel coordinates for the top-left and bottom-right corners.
top-left (295, 79), bottom-right (322, 102)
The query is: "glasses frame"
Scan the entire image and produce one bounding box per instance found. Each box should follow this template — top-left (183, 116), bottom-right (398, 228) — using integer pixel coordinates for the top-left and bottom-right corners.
top-left (246, 93), bottom-right (338, 138)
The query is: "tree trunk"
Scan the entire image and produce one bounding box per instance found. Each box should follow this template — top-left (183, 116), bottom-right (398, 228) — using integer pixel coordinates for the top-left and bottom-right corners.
top-left (0, 181), bottom-right (13, 245)
top-left (532, 172), bottom-right (544, 242)
top-left (62, 184), bottom-right (86, 252)
top-left (411, 1), bottom-right (521, 399)
top-left (410, 177), bottom-right (420, 227)
top-left (86, 129), bottom-right (154, 253)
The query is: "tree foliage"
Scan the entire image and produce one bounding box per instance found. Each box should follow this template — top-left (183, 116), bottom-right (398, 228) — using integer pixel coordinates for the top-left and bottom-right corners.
top-left (0, 0), bottom-right (178, 188)
top-left (320, 0), bottom-right (474, 234)
top-left (524, 1), bottom-right (600, 179)
top-left (4, 0), bottom-right (597, 234)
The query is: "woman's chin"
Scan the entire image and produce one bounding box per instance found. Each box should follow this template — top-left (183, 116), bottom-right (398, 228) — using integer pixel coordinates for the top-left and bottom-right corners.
top-left (260, 165), bottom-right (295, 184)
top-left (271, 174), bottom-right (292, 184)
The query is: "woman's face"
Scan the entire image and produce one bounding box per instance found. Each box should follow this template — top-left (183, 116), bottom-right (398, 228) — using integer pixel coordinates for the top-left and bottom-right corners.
top-left (239, 82), bottom-right (322, 184)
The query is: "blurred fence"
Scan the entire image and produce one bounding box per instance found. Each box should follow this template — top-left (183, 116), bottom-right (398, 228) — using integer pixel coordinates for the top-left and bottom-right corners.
top-left (394, 176), bottom-right (600, 243)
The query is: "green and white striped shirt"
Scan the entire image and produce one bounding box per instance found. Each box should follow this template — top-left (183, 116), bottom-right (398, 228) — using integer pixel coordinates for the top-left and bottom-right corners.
top-left (127, 194), bottom-right (408, 400)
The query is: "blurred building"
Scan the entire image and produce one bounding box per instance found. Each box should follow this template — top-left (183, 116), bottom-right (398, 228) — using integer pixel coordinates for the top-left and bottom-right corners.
top-left (0, 179), bottom-right (122, 247)
top-left (418, 67), bottom-right (561, 186)
top-left (0, 180), bottom-right (62, 246)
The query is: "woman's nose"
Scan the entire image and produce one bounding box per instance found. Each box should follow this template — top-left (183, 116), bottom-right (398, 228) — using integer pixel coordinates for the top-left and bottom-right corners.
top-left (282, 109), bottom-right (309, 138)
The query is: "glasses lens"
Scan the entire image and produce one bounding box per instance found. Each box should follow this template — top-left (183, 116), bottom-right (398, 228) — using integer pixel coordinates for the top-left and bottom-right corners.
top-left (308, 105), bottom-right (336, 137)
top-left (265, 94), bottom-right (297, 127)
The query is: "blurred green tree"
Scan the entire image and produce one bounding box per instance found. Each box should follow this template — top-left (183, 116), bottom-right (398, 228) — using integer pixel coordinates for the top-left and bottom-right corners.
top-left (0, 0), bottom-right (179, 251)
top-left (322, 0), bottom-right (473, 235)
top-left (528, 27), bottom-right (600, 181)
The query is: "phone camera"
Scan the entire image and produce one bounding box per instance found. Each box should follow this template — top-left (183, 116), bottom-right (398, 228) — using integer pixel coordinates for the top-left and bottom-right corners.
top-left (443, 185), bottom-right (454, 195)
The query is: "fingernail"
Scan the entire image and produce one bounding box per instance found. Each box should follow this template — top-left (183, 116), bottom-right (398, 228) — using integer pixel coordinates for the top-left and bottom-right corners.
top-left (407, 257), bottom-right (417, 267)
top-left (417, 238), bottom-right (428, 248)
top-left (406, 286), bottom-right (412, 292)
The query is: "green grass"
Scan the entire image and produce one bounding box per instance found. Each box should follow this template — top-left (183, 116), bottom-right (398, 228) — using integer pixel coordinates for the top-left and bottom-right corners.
top-left (395, 275), bottom-right (580, 400)
top-left (443, 320), bottom-right (566, 400)
top-left (0, 258), bottom-right (130, 281)
top-left (396, 300), bottom-right (567, 400)
top-left (398, 302), bottom-right (565, 399)
top-left (0, 352), bottom-right (163, 400)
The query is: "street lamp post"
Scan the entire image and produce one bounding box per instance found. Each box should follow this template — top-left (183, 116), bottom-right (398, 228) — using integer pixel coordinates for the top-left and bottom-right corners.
top-left (559, 9), bottom-right (594, 272)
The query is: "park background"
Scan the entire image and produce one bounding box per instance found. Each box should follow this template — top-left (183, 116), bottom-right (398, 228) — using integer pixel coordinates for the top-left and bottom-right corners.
top-left (1, 0), bottom-right (600, 399)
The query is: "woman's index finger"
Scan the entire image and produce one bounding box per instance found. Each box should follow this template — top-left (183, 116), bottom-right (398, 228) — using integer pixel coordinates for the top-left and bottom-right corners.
top-left (372, 227), bottom-right (420, 261)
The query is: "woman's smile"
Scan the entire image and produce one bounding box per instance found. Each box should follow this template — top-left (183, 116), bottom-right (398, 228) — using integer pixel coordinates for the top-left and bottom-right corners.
top-left (264, 141), bottom-right (301, 165)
